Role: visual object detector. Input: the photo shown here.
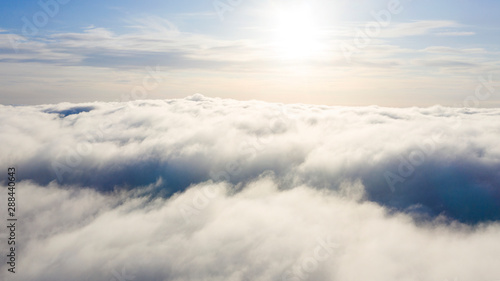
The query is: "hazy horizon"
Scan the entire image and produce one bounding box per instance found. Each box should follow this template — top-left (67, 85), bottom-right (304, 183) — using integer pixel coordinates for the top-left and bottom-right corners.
top-left (1, 0), bottom-right (500, 107)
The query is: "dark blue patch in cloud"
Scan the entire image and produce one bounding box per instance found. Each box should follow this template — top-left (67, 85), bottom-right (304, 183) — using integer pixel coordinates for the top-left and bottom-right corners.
top-left (44, 106), bottom-right (95, 117)
top-left (2, 98), bottom-right (500, 226)
top-left (357, 155), bottom-right (500, 224)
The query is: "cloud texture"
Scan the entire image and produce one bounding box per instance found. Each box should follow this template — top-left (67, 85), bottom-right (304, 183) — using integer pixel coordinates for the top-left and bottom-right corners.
top-left (1, 95), bottom-right (500, 280)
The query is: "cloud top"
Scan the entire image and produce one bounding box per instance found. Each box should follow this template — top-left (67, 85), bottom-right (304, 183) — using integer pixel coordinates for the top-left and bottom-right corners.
top-left (1, 96), bottom-right (500, 280)
top-left (1, 96), bottom-right (500, 224)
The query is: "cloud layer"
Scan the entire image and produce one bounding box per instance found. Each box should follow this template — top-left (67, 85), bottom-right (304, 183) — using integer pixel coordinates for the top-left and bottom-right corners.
top-left (1, 96), bottom-right (500, 280)
top-left (2, 16), bottom-right (500, 106)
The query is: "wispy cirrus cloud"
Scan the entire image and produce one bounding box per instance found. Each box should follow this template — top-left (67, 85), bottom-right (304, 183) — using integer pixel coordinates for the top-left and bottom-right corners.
top-left (421, 46), bottom-right (486, 54)
top-left (0, 18), bottom-right (499, 106)
top-left (436, 31), bottom-right (476, 36)
top-left (1, 18), bottom-right (272, 71)
top-left (375, 20), bottom-right (461, 38)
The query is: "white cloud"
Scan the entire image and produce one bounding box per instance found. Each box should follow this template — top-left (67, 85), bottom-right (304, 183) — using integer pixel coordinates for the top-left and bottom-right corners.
top-left (378, 20), bottom-right (460, 38)
top-left (1, 20), bottom-right (271, 71)
top-left (435, 31), bottom-right (475, 37)
top-left (1, 96), bottom-right (500, 280)
top-left (1, 19), bottom-right (500, 106)
top-left (422, 46), bottom-right (486, 54)
top-left (1, 178), bottom-right (500, 281)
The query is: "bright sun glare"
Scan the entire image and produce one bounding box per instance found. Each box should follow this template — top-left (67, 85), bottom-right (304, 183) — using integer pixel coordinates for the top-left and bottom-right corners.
top-left (272, 3), bottom-right (321, 60)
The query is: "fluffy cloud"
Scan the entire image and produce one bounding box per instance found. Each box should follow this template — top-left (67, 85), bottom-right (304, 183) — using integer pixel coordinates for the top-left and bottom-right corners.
top-left (1, 95), bottom-right (500, 280)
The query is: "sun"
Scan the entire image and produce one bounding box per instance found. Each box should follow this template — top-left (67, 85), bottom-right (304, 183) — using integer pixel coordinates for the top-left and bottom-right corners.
top-left (272, 2), bottom-right (322, 60)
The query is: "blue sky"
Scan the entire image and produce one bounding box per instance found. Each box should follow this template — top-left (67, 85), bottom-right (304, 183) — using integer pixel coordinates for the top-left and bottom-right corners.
top-left (1, 0), bottom-right (499, 106)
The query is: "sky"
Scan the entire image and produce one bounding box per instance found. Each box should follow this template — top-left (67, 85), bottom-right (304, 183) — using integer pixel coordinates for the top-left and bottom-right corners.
top-left (1, 0), bottom-right (500, 106)
top-left (2, 3), bottom-right (500, 280)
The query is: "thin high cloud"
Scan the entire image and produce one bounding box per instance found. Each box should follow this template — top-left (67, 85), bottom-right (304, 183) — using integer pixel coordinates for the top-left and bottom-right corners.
top-left (379, 20), bottom-right (461, 38)
top-left (1, 19), bottom-right (272, 71)
top-left (0, 19), bottom-right (495, 72)
top-left (436, 31), bottom-right (476, 37)
top-left (1, 18), bottom-right (500, 106)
